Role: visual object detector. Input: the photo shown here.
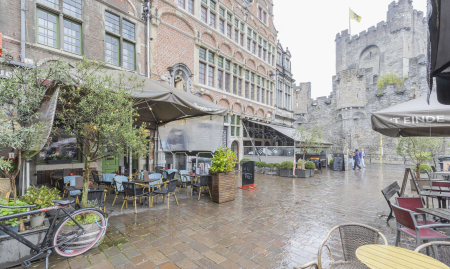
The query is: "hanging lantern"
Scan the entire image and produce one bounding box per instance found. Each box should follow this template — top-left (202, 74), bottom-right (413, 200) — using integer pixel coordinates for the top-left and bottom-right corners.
top-left (149, 107), bottom-right (152, 110)
top-left (135, 118), bottom-right (137, 121)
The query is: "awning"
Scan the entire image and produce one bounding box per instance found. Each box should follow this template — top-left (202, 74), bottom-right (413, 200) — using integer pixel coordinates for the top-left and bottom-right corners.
top-left (247, 120), bottom-right (332, 146)
top-left (428, 0), bottom-right (450, 104)
top-left (371, 92), bottom-right (450, 137)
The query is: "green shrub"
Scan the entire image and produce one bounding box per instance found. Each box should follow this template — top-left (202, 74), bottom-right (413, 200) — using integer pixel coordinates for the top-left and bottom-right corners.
top-left (414, 163), bottom-right (432, 173)
top-left (254, 161), bottom-right (261, 168)
top-left (210, 147), bottom-right (237, 174)
top-left (305, 161), bottom-right (316, 169)
top-left (240, 158), bottom-right (251, 165)
top-left (0, 199), bottom-right (28, 227)
top-left (260, 162), bottom-right (267, 168)
top-left (377, 72), bottom-right (405, 90)
top-left (274, 163), bottom-right (281, 169)
top-left (267, 163), bottom-right (275, 168)
top-left (330, 158), bottom-right (334, 165)
top-left (280, 161), bottom-right (294, 170)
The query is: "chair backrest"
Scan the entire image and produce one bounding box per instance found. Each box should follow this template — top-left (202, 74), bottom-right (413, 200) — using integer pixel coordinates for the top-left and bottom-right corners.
top-left (114, 176), bottom-right (129, 191)
top-left (132, 168), bottom-right (137, 174)
top-left (415, 241), bottom-right (450, 266)
top-left (338, 224), bottom-right (386, 261)
top-left (149, 173), bottom-right (162, 180)
top-left (431, 166), bottom-right (437, 173)
top-left (396, 197), bottom-right (424, 213)
top-left (432, 181), bottom-right (450, 188)
top-left (63, 169), bottom-right (71, 177)
top-left (122, 182), bottom-right (137, 197)
top-left (425, 169), bottom-right (433, 179)
top-left (381, 182), bottom-right (401, 201)
top-left (167, 179), bottom-right (178, 193)
top-left (75, 176), bottom-right (83, 188)
top-left (200, 176), bottom-right (210, 187)
top-left (166, 171), bottom-right (176, 180)
top-left (410, 170), bottom-right (421, 192)
top-left (86, 190), bottom-right (106, 207)
top-left (391, 204), bottom-right (417, 231)
top-left (179, 170), bottom-right (189, 175)
top-left (92, 171), bottom-right (101, 183)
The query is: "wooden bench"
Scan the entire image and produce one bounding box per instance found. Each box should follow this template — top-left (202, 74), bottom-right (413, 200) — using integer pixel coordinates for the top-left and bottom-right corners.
top-left (381, 181), bottom-right (401, 222)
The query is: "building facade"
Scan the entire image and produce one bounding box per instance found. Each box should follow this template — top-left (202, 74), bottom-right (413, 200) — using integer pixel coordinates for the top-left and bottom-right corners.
top-left (274, 42), bottom-right (295, 127)
top-left (294, 0), bottom-right (438, 164)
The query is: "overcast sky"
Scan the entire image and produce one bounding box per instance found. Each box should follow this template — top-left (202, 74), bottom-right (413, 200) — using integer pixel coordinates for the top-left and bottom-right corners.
top-left (273, 0), bottom-right (428, 99)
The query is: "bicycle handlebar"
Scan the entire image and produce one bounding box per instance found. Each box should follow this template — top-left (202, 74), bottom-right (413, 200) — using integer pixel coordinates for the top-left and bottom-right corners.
top-left (0, 204), bottom-right (36, 209)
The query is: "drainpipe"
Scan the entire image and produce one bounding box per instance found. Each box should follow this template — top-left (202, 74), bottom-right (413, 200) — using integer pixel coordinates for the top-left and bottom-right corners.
top-left (21, 0), bottom-right (25, 62)
top-left (144, 0), bottom-right (151, 78)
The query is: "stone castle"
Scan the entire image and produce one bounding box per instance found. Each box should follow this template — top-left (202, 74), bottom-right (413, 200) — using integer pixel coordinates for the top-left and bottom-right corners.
top-left (294, 0), bottom-right (430, 164)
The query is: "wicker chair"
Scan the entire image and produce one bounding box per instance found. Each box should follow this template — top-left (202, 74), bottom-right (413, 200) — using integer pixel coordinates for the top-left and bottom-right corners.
top-left (75, 189), bottom-right (107, 212)
top-left (152, 179), bottom-right (178, 209)
top-left (178, 170), bottom-right (193, 195)
top-left (112, 176), bottom-right (129, 207)
top-left (295, 223), bottom-right (388, 269)
top-left (415, 241), bottom-right (450, 266)
top-left (121, 182), bottom-right (150, 213)
top-left (192, 176), bottom-right (211, 200)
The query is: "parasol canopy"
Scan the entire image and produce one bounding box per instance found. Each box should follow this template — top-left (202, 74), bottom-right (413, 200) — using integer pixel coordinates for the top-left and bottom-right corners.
top-left (371, 92), bottom-right (450, 137)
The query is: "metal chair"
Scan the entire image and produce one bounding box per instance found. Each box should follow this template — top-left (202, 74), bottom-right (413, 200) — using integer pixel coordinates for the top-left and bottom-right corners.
top-left (112, 176), bottom-right (128, 206)
top-left (396, 197), bottom-right (439, 225)
top-left (63, 176), bottom-right (82, 198)
top-left (415, 241), bottom-right (450, 266)
top-left (178, 170), bottom-right (193, 195)
top-left (296, 223), bottom-right (388, 269)
top-left (381, 181), bottom-right (401, 222)
top-left (92, 170), bottom-right (112, 188)
top-left (121, 182), bottom-right (150, 214)
top-left (152, 179), bottom-right (178, 209)
top-left (75, 189), bottom-right (107, 212)
top-left (425, 169), bottom-right (436, 179)
top-left (191, 176), bottom-right (211, 200)
top-left (392, 204), bottom-right (450, 248)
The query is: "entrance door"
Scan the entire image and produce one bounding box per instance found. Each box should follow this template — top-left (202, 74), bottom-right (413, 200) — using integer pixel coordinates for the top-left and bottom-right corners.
top-left (231, 141), bottom-right (239, 169)
top-left (102, 154), bottom-right (120, 173)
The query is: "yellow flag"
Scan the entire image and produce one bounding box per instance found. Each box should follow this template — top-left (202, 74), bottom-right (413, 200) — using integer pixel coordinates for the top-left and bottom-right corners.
top-left (350, 9), bottom-right (362, 22)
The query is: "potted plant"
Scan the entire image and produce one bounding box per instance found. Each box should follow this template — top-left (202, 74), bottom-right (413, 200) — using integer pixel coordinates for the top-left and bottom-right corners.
top-left (0, 199), bottom-right (28, 235)
top-left (0, 158), bottom-right (17, 197)
top-left (295, 159), bottom-right (309, 178)
top-left (209, 147), bottom-right (237, 204)
top-left (274, 163), bottom-right (281, 175)
top-left (279, 161), bottom-right (294, 177)
top-left (46, 154), bottom-right (73, 165)
top-left (305, 161), bottom-right (316, 177)
top-left (20, 186), bottom-right (61, 227)
top-left (255, 161), bottom-right (266, 173)
top-left (265, 163), bottom-right (277, 175)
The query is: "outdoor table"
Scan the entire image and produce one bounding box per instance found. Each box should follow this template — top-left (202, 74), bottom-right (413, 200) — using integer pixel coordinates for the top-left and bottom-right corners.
top-left (417, 208), bottom-right (450, 221)
top-left (422, 186), bottom-right (450, 192)
top-left (419, 191), bottom-right (450, 208)
top-left (434, 171), bottom-right (450, 180)
top-left (356, 245), bottom-right (448, 269)
top-left (102, 173), bottom-right (117, 184)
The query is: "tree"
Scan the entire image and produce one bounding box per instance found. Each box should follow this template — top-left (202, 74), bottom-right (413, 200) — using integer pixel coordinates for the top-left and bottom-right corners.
top-left (396, 137), bottom-right (441, 179)
top-left (56, 58), bottom-right (149, 208)
top-left (293, 123), bottom-right (324, 166)
top-left (0, 59), bottom-right (71, 199)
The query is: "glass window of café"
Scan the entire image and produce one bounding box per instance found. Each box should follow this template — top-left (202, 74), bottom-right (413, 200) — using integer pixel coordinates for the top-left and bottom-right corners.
top-left (39, 128), bottom-right (81, 164)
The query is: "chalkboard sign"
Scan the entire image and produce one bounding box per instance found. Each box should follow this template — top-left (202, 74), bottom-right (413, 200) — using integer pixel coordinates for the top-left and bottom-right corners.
top-left (242, 161), bottom-right (255, 186)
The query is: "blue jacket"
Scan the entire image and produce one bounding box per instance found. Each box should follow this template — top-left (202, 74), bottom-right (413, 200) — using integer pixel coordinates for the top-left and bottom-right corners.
top-left (354, 152), bottom-right (360, 161)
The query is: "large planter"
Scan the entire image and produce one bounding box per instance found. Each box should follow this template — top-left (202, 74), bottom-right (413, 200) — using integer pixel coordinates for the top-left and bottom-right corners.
top-left (30, 214), bottom-right (45, 228)
top-left (47, 159), bottom-right (72, 165)
top-left (295, 170), bottom-right (310, 178)
top-left (265, 168), bottom-right (278, 175)
top-left (255, 167), bottom-right (264, 174)
top-left (0, 219), bottom-right (50, 267)
top-left (0, 178), bottom-right (11, 197)
top-left (211, 172), bottom-right (235, 204)
top-left (308, 169), bottom-right (315, 177)
top-left (0, 224), bottom-right (19, 236)
top-left (279, 169), bottom-right (293, 177)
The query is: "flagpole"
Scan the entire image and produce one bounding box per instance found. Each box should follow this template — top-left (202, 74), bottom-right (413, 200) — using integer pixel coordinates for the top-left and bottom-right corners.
top-left (349, 7), bottom-right (351, 36)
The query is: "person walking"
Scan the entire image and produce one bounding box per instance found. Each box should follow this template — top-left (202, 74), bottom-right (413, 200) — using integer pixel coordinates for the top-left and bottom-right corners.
top-left (347, 150), bottom-right (354, 168)
top-left (360, 148), bottom-right (366, 167)
top-left (353, 149), bottom-right (361, 170)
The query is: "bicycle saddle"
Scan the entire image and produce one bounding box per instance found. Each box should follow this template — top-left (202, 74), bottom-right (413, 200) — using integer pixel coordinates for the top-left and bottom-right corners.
top-left (52, 200), bottom-right (75, 205)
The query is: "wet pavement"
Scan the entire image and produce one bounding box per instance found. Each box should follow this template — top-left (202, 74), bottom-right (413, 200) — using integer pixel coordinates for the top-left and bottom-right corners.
top-left (21, 164), bottom-right (449, 269)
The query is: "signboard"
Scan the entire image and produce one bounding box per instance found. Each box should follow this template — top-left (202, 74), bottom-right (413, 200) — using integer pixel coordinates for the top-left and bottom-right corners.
top-left (222, 127), bottom-right (228, 147)
top-left (242, 161), bottom-right (255, 186)
top-left (332, 153), bottom-right (344, 171)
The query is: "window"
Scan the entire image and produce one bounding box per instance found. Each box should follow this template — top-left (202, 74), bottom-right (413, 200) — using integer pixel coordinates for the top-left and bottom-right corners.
top-left (251, 84), bottom-right (254, 100)
top-left (63, 19), bottom-right (81, 54)
top-left (227, 13), bottom-right (232, 22)
top-left (210, 0), bottom-right (216, 9)
top-left (258, 7), bottom-right (262, 20)
top-left (188, 0), bottom-right (194, 14)
top-left (219, 19), bottom-right (225, 34)
top-left (258, 45), bottom-right (262, 58)
top-left (245, 82), bottom-right (249, 98)
top-left (227, 24), bottom-right (231, 39)
top-left (257, 86), bottom-right (260, 102)
top-left (225, 59), bottom-right (230, 71)
top-left (252, 41), bottom-right (256, 54)
top-left (218, 70), bottom-right (223, 90)
top-left (240, 33), bottom-right (244, 46)
top-left (37, 9), bottom-right (58, 48)
top-left (38, 0), bottom-right (59, 9)
top-left (263, 11), bottom-right (267, 23)
top-left (238, 78), bottom-right (242, 96)
top-left (208, 66), bottom-right (214, 87)
top-left (218, 56), bottom-right (223, 68)
top-left (247, 38), bottom-right (251, 51)
top-left (199, 62), bottom-right (206, 84)
top-left (178, 0), bottom-right (185, 8)
top-left (105, 11), bottom-right (120, 34)
top-left (201, 0), bottom-right (207, 3)
top-left (261, 88), bottom-right (265, 104)
top-left (105, 35), bottom-right (119, 66)
top-left (231, 126), bottom-right (235, 136)
top-left (199, 47), bottom-right (206, 60)
top-left (263, 49), bottom-right (266, 61)
top-left (277, 52), bottom-right (282, 65)
top-left (234, 29), bottom-right (239, 43)
top-left (225, 73), bottom-right (230, 92)
top-left (210, 12), bottom-right (216, 28)
top-left (219, 7), bottom-right (225, 16)
top-left (123, 20), bottom-right (135, 40)
top-left (201, 6), bottom-right (207, 23)
top-left (208, 51), bottom-right (214, 64)
top-left (63, 0), bottom-right (82, 18)
top-left (233, 76), bottom-right (237, 94)
top-left (234, 19), bottom-right (239, 28)
top-left (123, 41), bottom-right (135, 70)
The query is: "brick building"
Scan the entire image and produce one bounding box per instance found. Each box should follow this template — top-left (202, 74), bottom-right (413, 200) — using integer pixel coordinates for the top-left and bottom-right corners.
top-left (0, 0), bottom-right (297, 178)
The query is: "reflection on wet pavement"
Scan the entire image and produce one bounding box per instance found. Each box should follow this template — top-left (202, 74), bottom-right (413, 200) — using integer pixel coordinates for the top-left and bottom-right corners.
top-left (25, 164), bottom-right (449, 268)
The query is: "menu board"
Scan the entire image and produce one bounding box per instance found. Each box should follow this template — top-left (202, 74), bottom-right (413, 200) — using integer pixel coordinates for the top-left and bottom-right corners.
top-left (242, 161), bottom-right (255, 186)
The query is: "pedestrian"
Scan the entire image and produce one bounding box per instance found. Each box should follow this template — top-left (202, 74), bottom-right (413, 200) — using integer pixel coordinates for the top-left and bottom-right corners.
top-left (353, 149), bottom-right (361, 170)
top-left (360, 148), bottom-right (366, 167)
top-left (347, 150), bottom-right (354, 167)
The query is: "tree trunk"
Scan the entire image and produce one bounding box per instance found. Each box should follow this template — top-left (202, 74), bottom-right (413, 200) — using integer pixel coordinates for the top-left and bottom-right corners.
top-left (10, 151), bottom-right (22, 200)
top-left (81, 160), bottom-right (91, 209)
top-left (416, 163), bottom-right (421, 180)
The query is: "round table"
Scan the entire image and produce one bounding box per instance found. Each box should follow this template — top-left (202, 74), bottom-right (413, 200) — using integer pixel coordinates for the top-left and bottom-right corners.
top-left (356, 245), bottom-right (449, 269)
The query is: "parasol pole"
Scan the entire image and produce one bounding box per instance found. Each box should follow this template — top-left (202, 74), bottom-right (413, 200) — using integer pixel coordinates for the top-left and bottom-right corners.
top-left (380, 135), bottom-right (383, 165)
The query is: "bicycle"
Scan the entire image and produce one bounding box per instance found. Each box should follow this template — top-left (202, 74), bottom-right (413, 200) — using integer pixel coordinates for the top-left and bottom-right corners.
top-left (0, 199), bottom-right (107, 269)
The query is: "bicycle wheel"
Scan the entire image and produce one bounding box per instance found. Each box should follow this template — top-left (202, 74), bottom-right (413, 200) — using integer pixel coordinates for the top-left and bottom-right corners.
top-left (51, 208), bottom-right (106, 257)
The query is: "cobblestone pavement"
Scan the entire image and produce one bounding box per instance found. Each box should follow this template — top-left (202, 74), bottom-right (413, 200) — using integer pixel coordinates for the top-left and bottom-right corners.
top-left (22, 164), bottom-right (448, 269)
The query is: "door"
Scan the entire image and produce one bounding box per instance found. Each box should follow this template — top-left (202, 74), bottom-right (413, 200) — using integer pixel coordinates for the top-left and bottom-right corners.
top-left (231, 141), bottom-right (239, 169)
top-left (102, 154), bottom-right (120, 173)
